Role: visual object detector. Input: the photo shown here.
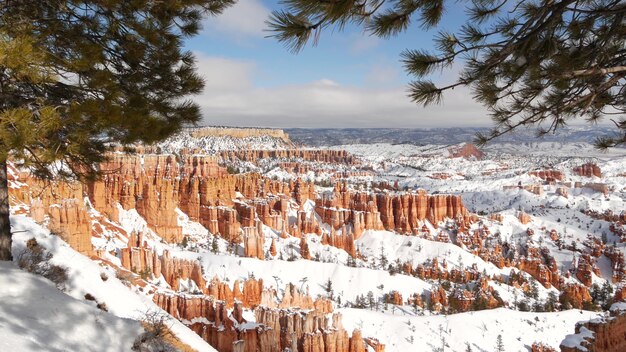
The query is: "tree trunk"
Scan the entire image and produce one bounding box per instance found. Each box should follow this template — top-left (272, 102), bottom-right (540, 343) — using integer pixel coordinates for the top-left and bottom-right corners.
top-left (0, 160), bottom-right (12, 261)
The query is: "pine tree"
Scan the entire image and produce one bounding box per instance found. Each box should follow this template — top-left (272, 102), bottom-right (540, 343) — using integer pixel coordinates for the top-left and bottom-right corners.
top-left (495, 334), bottom-right (505, 352)
top-left (0, 0), bottom-right (234, 260)
top-left (269, 0), bottom-right (626, 148)
top-left (324, 278), bottom-right (334, 300)
top-left (529, 280), bottom-right (540, 300)
top-left (379, 245), bottom-right (388, 269)
top-left (211, 236), bottom-right (219, 254)
top-left (545, 291), bottom-right (559, 312)
top-left (367, 290), bottom-right (375, 310)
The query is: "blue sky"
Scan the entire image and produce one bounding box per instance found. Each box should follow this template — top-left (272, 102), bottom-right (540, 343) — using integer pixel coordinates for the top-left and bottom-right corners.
top-left (187, 0), bottom-right (490, 128)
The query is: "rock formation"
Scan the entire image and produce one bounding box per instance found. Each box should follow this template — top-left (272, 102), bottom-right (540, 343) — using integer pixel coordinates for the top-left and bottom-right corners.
top-left (448, 143), bottom-right (484, 160)
top-left (316, 184), bottom-right (470, 235)
top-left (573, 163), bottom-right (602, 178)
top-left (560, 305), bottom-right (626, 352)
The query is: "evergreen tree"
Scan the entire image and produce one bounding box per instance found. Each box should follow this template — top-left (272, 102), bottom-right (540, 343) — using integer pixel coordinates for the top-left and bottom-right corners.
top-left (0, 0), bottom-right (234, 260)
top-left (211, 236), bottom-right (220, 254)
top-left (269, 0), bottom-right (626, 148)
top-left (379, 245), bottom-right (388, 269)
top-left (324, 278), bottom-right (334, 300)
top-left (495, 334), bottom-right (505, 352)
top-left (529, 280), bottom-right (540, 300)
top-left (545, 291), bottom-right (559, 312)
top-left (367, 290), bottom-right (375, 310)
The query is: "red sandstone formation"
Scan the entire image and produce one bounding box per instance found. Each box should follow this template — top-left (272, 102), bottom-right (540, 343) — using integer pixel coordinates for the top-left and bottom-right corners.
top-left (614, 285), bottom-right (626, 302)
top-left (316, 184), bottom-right (469, 237)
top-left (242, 221), bottom-right (265, 260)
top-left (560, 307), bottom-right (626, 352)
top-left (503, 184), bottom-right (544, 195)
top-left (321, 228), bottom-right (357, 257)
top-left (559, 284), bottom-right (592, 309)
top-left (517, 247), bottom-right (563, 289)
top-left (575, 255), bottom-right (595, 287)
top-left (529, 170), bottom-right (564, 182)
top-left (300, 237), bottom-right (311, 259)
top-left (269, 238), bottom-right (277, 257)
top-left (121, 245), bottom-right (206, 292)
top-left (219, 149), bottom-right (357, 165)
top-left (532, 342), bottom-right (557, 352)
top-left (518, 211), bottom-right (532, 225)
top-left (430, 285), bottom-right (449, 311)
top-left (573, 163), bottom-right (602, 178)
top-left (490, 213), bottom-right (504, 223)
top-left (448, 143), bottom-right (484, 160)
top-left (46, 200), bottom-right (94, 256)
top-left (154, 290), bottom-right (382, 352)
top-left (604, 247), bottom-right (625, 283)
top-left (384, 291), bottom-right (403, 305)
top-left (583, 183), bottom-right (610, 196)
top-left (5, 172), bottom-right (95, 256)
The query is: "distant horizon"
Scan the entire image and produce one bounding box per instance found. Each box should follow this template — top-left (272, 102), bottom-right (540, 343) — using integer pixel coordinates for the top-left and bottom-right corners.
top-left (186, 124), bottom-right (614, 131)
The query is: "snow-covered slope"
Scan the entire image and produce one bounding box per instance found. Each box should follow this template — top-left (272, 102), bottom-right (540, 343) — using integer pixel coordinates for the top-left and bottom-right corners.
top-left (0, 261), bottom-right (141, 352)
top-left (8, 215), bottom-right (218, 352)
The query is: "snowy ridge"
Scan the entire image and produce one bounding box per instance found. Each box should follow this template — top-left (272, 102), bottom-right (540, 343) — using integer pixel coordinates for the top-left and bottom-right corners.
top-left (155, 128), bottom-right (294, 154)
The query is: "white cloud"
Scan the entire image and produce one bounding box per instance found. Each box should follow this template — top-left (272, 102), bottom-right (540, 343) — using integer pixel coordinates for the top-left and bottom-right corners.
top-left (195, 55), bottom-right (255, 91)
top-left (364, 64), bottom-right (401, 87)
top-left (206, 0), bottom-right (270, 38)
top-left (193, 56), bottom-right (491, 128)
top-left (350, 34), bottom-right (380, 53)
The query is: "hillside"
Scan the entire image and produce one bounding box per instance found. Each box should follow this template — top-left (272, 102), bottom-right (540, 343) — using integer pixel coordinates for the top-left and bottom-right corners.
top-left (4, 128), bottom-right (626, 352)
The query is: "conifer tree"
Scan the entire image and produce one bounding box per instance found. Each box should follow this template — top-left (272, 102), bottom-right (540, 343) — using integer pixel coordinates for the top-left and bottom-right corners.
top-left (495, 334), bottom-right (505, 352)
top-left (269, 0), bottom-right (626, 147)
top-left (0, 0), bottom-right (234, 260)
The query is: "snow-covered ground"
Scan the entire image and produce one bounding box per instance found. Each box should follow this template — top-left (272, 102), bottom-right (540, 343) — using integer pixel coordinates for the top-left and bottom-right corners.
top-left (8, 215), bottom-right (217, 352)
top-left (0, 261), bottom-right (142, 352)
top-left (341, 307), bottom-right (602, 351)
top-left (5, 137), bottom-right (625, 352)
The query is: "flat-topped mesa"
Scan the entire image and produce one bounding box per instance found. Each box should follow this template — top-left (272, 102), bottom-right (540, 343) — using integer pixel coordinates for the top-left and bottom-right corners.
top-left (219, 149), bottom-right (357, 164)
top-left (560, 305), bottom-right (626, 352)
top-left (573, 162), bottom-right (602, 178)
top-left (188, 126), bottom-right (291, 142)
top-left (316, 184), bottom-right (470, 236)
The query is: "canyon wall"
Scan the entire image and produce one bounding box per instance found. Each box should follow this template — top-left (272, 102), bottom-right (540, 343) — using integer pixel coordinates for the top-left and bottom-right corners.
top-left (560, 306), bottom-right (626, 352)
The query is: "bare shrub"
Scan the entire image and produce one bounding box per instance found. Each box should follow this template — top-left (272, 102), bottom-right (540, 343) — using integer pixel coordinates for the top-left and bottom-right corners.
top-left (84, 293), bottom-right (96, 301)
top-left (116, 270), bottom-right (134, 286)
top-left (17, 238), bottom-right (68, 290)
top-left (97, 302), bottom-right (108, 312)
top-left (132, 309), bottom-right (176, 352)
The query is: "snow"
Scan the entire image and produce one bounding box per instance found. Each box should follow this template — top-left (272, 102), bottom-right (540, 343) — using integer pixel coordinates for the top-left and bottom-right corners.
top-left (182, 250), bottom-right (432, 303)
top-left (340, 307), bottom-right (602, 351)
top-left (0, 261), bottom-right (142, 352)
top-left (9, 215), bottom-right (217, 352)
top-left (5, 138), bottom-right (626, 352)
